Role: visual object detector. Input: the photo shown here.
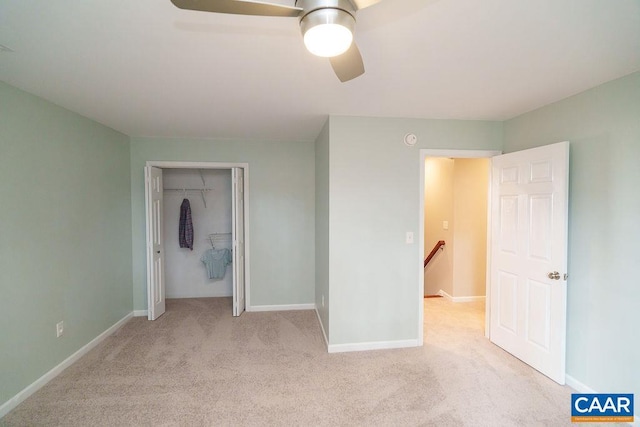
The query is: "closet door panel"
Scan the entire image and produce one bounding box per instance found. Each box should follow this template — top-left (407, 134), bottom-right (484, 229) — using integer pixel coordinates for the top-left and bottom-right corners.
top-left (232, 167), bottom-right (246, 317)
top-left (146, 166), bottom-right (166, 320)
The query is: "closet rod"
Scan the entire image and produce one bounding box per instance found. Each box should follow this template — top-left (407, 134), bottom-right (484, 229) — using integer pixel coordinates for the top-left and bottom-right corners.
top-left (164, 188), bottom-right (210, 207)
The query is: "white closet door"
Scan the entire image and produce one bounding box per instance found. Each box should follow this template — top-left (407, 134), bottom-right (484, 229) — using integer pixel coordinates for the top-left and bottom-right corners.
top-left (145, 166), bottom-right (166, 320)
top-left (489, 141), bottom-right (569, 384)
top-left (232, 167), bottom-right (246, 317)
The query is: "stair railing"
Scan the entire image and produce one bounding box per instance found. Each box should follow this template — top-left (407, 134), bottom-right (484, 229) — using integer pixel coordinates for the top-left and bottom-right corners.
top-left (424, 240), bottom-right (446, 268)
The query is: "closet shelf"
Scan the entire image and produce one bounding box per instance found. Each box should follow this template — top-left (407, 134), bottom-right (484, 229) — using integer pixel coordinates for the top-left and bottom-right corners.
top-left (208, 232), bottom-right (231, 238)
top-left (207, 233), bottom-right (232, 250)
top-left (164, 188), bottom-right (211, 207)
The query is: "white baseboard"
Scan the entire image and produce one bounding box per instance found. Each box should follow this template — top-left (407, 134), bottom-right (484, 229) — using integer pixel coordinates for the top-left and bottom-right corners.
top-left (314, 308), bottom-right (329, 350)
top-left (0, 312), bottom-right (133, 418)
top-left (452, 295), bottom-right (486, 303)
top-left (165, 292), bottom-right (233, 299)
top-left (437, 290), bottom-right (453, 300)
top-left (437, 290), bottom-right (486, 303)
top-left (565, 374), bottom-right (596, 393)
top-left (247, 303), bottom-right (315, 312)
top-left (312, 307), bottom-right (417, 354)
top-left (328, 339), bottom-right (419, 354)
top-left (133, 310), bottom-right (148, 317)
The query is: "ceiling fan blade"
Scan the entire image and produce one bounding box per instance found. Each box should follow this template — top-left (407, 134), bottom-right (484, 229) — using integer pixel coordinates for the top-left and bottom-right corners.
top-left (170, 0), bottom-right (303, 17)
top-left (329, 42), bottom-right (365, 82)
top-left (350, 0), bottom-right (382, 10)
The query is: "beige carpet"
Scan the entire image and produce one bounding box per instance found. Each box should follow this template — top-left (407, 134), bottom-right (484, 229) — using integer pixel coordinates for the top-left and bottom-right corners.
top-left (2, 297), bottom-right (574, 426)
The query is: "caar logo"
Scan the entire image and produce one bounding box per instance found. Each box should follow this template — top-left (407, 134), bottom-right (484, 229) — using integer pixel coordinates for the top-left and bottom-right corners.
top-left (571, 394), bottom-right (634, 423)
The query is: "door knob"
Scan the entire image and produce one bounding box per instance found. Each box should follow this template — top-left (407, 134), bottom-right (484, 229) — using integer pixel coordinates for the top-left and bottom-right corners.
top-left (548, 271), bottom-right (560, 280)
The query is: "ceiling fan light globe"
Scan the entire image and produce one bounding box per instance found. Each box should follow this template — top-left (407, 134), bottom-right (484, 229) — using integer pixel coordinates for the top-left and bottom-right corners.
top-left (304, 24), bottom-right (353, 57)
top-left (301, 8), bottom-right (355, 58)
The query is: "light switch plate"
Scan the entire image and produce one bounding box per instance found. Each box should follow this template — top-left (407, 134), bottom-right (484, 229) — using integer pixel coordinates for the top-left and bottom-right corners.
top-left (443, 221), bottom-right (449, 230)
top-left (406, 232), bottom-right (414, 244)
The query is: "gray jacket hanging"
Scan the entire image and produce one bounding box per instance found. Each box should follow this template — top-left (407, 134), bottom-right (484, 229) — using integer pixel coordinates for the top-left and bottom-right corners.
top-left (179, 198), bottom-right (194, 250)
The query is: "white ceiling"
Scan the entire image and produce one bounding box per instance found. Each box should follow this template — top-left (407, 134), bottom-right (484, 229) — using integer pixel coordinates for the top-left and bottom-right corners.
top-left (1, 0), bottom-right (639, 141)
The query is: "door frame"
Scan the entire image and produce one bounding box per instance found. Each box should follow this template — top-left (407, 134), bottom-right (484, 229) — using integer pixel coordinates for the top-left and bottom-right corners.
top-left (418, 149), bottom-right (501, 344)
top-left (144, 160), bottom-right (251, 314)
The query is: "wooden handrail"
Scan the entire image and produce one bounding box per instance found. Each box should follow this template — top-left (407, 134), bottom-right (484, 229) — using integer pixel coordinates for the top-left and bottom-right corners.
top-left (424, 240), bottom-right (445, 268)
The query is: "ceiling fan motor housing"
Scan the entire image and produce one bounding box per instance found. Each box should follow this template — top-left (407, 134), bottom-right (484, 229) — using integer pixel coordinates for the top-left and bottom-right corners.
top-left (296, 0), bottom-right (357, 21)
top-left (298, 0), bottom-right (357, 57)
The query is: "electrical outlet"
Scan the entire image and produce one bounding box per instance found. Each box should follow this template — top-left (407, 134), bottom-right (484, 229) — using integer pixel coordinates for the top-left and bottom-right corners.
top-left (56, 321), bottom-right (64, 338)
top-left (321, 295), bottom-right (325, 307)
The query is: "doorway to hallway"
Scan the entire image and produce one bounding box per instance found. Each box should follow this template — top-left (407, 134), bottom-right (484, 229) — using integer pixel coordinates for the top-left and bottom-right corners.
top-left (423, 157), bottom-right (490, 300)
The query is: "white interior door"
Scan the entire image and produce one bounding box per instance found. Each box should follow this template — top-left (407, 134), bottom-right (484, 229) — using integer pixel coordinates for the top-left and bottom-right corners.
top-left (231, 167), bottom-right (246, 317)
top-left (145, 166), bottom-right (166, 320)
top-left (489, 141), bottom-right (569, 384)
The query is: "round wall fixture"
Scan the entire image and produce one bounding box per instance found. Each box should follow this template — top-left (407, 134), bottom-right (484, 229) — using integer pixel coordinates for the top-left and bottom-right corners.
top-left (404, 133), bottom-right (418, 146)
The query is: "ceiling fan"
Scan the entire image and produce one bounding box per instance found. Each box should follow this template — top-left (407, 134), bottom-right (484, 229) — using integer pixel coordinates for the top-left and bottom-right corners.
top-left (170, 0), bottom-right (381, 82)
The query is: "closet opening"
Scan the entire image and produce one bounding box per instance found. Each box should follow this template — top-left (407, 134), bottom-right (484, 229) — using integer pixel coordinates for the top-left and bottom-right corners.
top-left (144, 161), bottom-right (249, 320)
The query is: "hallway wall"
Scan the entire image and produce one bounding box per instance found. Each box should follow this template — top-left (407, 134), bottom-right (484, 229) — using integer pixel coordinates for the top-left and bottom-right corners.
top-left (423, 158), bottom-right (454, 296)
top-left (452, 158), bottom-right (489, 298)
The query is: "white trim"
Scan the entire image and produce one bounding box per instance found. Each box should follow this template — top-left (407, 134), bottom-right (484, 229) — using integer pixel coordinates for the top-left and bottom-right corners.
top-left (166, 292), bottom-right (233, 299)
top-left (243, 167), bottom-right (251, 310)
top-left (246, 303), bottom-right (316, 312)
top-left (438, 289), bottom-right (453, 300)
top-left (328, 339), bottom-right (419, 353)
top-left (485, 162), bottom-right (494, 339)
top-left (565, 375), bottom-right (596, 393)
top-left (314, 308), bottom-right (329, 350)
top-left (144, 161), bottom-right (251, 317)
top-left (0, 313), bottom-right (132, 418)
top-left (145, 161), bottom-right (246, 169)
top-left (452, 295), bottom-right (486, 303)
top-left (436, 289), bottom-right (485, 303)
top-left (419, 149), bottom-right (502, 345)
top-left (418, 154), bottom-right (426, 346)
top-left (133, 310), bottom-right (148, 317)
top-left (421, 149), bottom-right (502, 159)
top-left (439, 290), bottom-right (486, 303)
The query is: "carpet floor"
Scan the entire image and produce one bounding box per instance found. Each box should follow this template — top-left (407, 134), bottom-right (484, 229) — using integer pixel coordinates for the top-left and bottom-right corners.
top-left (2, 297), bottom-right (575, 426)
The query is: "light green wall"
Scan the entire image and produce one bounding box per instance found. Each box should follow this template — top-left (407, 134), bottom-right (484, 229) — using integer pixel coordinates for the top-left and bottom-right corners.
top-left (129, 137), bottom-right (315, 310)
top-left (314, 120), bottom-right (330, 339)
top-left (0, 82), bottom-right (132, 407)
top-left (327, 116), bottom-right (502, 345)
top-left (503, 71), bottom-right (640, 395)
